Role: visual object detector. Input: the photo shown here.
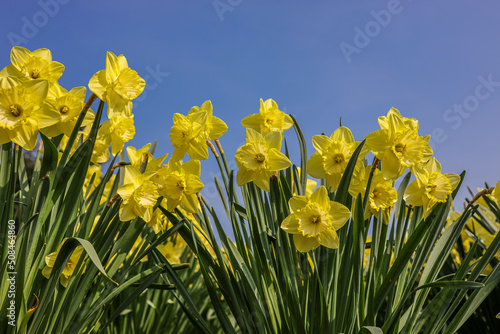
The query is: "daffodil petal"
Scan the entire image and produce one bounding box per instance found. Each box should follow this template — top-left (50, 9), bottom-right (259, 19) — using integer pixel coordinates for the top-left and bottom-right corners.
top-left (445, 173), bottom-right (461, 192)
top-left (328, 201), bottom-right (351, 230)
top-left (331, 126), bottom-right (355, 143)
top-left (366, 129), bottom-right (390, 158)
top-left (317, 229), bottom-right (340, 249)
top-left (306, 152), bottom-right (326, 179)
top-left (382, 151), bottom-right (403, 180)
top-left (183, 160), bottom-right (201, 177)
top-left (241, 114), bottom-right (262, 133)
top-left (236, 167), bottom-right (256, 186)
top-left (289, 196), bottom-right (308, 212)
top-left (281, 214), bottom-right (300, 234)
top-left (10, 46), bottom-right (31, 70)
top-left (404, 180), bottom-right (425, 206)
top-left (10, 121), bottom-right (38, 150)
top-left (310, 186), bottom-right (329, 210)
top-left (264, 131), bottom-right (282, 151)
top-left (312, 135), bottom-right (331, 153)
top-left (253, 174), bottom-right (271, 192)
top-left (267, 149), bottom-right (291, 171)
top-left (293, 234), bottom-right (320, 252)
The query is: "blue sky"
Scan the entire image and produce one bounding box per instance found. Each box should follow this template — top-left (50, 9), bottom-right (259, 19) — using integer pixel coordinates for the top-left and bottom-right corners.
top-left (2, 0), bottom-right (500, 213)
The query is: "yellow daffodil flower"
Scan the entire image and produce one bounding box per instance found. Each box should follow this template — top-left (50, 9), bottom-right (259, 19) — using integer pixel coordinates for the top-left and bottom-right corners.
top-left (42, 240), bottom-right (84, 287)
top-left (170, 113), bottom-right (209, 161)
top-left (0, 77), bottom-right (59, 150)
top-left (0, 46), bottom-right (64, 84)
top-left (349, 166), bottom-right (398, 220)
top-left (154, 159), bottom-right (204, 213)
top-left (365, 108), bottom-right (433, 180)
top-left (100, 115), bottom-right (135, 155)
top-left (281, 186), bottom-right (351, 252)
top-left (235, 129), bottom-right (291, 192)
top-left (126, 143), bottom-right (168, 173)
top-left (41, 83), bottom-right (95, 137)
top-left (307, 126), bottom-right (369, 192)
top-left (404, 158), bottom-right (460, 218)
top-left (117, 166), bottom-right (159, 222)
top-left (127, 143), bottom-right (152, 167)
top-left (241, 98), bottom-right (293, 135)
top-left (88, 51), bottom-right (145, 117)
top-left (187, 100), bottom-right (228, 140)
top-left (157, 239), bottom-right (187, 264)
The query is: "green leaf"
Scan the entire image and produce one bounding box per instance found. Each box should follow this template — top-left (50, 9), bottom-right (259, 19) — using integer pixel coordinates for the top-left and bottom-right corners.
top-left (102, 265), bottom-right (166, 328)
top-left (18, 294), bottom-right (39, 334)
top-left (131, 223), bottom-right (184, 265)
top-left (290, 114), bottom-right (307, 191)
top-left (335, 140), bottom-right (365, 205)
top-left (412, 280), bottom-right (484, 292)
top-left (72, 237), bottom-right (118, 285)
top-left (39, 133), bottom-right (58, 178)
top-left (443, 263), bottom-right (500, 333)
top-left (363, 326), bottom-right (384, 334)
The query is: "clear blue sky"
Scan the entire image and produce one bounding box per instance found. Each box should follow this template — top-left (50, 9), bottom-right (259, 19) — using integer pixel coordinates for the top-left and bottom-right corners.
top-left (2, 0), bottom-right (499, 213)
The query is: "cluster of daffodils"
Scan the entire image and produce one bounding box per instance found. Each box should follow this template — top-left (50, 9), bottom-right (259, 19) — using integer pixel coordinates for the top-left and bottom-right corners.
top-left (0, 47), bottom-right (94, 150)
top-left (87, 51), bottom-right (145, 162)
top-left (117, 100), bottom-right (227, 225)
top-left (236, 99), bottom-right (292, 191)
top-left (5, 46), bottom-right (498, 287)
top-left (280, 108), bottom-right (464, 252)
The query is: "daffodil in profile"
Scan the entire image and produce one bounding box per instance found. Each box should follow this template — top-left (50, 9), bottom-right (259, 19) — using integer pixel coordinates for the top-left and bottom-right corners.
top-left (365, 108), bottom-right (433, 180)
top-left (154, 159), bottom-right (204, 213)
top-left (41, 83), bottom-right (95, 137)
top-left (117, 166), bottom-right (159, 222)
top-left (404, 158), bottom-right (460, 217)
top-left (127, 143), bottom-right (168, 173)
top-left (187, 100), bottom-right (227, 140)
top-left (349, 166), bottom-right (398, 220)
top-left (100, 115), bottom-right (135, 155)
top-left (0, 77), bottom-right (59, 150)
top-left (0, 46), bottom-right (64, 83)
top-left (42, 240), bottom-right (84, 287)
top-left (241, 98), bottom-right (293, 135)
top-left (170, 113), bottom-right (208, 161)
top-left (88, 51), bottom-right (145, 117)
top-left (307, 126), bottom-right (369, 191)
top-left (235, 129), bottom-right (291, 191)
top-left (281, 186), bottom-right (350, 252)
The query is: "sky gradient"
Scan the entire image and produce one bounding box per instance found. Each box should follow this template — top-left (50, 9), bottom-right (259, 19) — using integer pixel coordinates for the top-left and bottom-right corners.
top-left (2, 0), bottom-right (499, 214)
